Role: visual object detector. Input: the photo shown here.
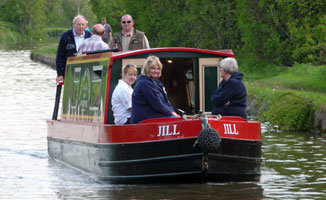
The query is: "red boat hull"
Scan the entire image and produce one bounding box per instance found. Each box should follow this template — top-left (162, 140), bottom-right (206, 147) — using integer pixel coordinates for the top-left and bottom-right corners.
top-left (47, 116), bottom-right (261, 183)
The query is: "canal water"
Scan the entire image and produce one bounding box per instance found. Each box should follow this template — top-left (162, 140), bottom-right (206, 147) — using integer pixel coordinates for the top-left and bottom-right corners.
top-left (0, 50), bottom-right (325, 199)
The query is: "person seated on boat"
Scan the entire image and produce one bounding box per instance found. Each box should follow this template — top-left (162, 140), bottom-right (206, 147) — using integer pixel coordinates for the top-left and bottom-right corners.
top-left (109, 14), bottom-right (150, 51)
top-left (131, 56), bottom-right (180, 124)
top-left (211, 57), bottom-right (247, 119)
top-left (78, 24), bottom-right (109, 53)
top-left (111, 64), bottom-right (138, 125)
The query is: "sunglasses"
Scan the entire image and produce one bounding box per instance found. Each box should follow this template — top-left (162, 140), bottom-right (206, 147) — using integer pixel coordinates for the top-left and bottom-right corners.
top-left (122, 21), bottom-right (131, 24)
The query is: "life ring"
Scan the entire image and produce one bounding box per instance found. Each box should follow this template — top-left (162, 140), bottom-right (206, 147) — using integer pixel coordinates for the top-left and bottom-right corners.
top-left (193, 127), bottom-right (221, 153)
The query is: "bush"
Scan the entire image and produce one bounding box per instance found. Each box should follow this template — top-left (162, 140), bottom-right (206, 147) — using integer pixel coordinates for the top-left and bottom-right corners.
top-left (261, 91), bottom-right (313, 131)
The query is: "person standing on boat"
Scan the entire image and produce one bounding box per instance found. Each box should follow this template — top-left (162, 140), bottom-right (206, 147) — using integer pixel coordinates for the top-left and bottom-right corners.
top-left (78, 24), bottom-right (109, 53)
top-left (131, 56), bottom-right (179, 124)
top-left (111, 64), bottom-right (138, 125)
top-left (101, 17), bottom-right (112, 43)
top-left (55, 15), bottom-right (91, 83)
top-left (109, 14), bottom-right (150, 51)
top-left (211, 57), bottom-right (247, 119)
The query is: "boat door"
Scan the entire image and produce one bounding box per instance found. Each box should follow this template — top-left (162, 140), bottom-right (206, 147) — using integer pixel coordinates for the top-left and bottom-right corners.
top-left (198, 58), bottom-right (222, 113)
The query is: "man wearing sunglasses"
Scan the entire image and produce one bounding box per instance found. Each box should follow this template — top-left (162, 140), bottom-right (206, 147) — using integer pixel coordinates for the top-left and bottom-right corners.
top-left (109, 14), bottom-right (150, 51)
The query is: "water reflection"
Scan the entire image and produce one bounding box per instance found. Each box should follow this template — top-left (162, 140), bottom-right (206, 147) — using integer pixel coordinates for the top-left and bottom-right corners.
top-left (260, 128), bottom-right (326, 199)
top-left (0, 50), bottom-right (325, 199)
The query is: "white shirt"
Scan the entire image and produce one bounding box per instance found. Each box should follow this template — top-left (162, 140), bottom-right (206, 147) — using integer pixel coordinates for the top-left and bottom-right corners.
top-left (111, 80), bottom-right (133, 125)
top-left (73, 29), bottom-right (86, 51)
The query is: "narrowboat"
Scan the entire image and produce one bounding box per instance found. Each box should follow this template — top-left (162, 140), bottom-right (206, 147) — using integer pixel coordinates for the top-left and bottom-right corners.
top-left (47, 47), bottom-right (262, 184)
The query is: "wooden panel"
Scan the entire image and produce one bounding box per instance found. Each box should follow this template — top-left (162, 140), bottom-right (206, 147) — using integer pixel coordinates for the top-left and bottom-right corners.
top-left (198, 58), bottom-right (221, 112)
top-left (122, 58), bottom-right (146, 75)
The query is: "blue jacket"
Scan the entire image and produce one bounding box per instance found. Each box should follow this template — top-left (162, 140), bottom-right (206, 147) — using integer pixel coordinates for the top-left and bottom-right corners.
top-left (56, 29), bottom-right (91, 76)
top-left (211, 72), bottom-right (247, 119)
top-left (131, 75), bottom-right (175, 124)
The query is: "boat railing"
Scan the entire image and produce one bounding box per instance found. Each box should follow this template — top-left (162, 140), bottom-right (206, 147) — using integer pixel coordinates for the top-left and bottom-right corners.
top-left (182, 114), bottom-right (222, 121)
top-left (138, 117), bottom-right (184, 124)
top-left (138, 114), bottom-right (225, 124)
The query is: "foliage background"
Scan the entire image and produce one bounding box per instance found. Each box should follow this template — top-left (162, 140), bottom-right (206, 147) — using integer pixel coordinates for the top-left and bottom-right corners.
top-left (1, 0), bottom-right (325, 66)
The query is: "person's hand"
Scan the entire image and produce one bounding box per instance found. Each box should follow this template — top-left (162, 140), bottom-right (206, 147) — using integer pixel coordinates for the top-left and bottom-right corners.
top-left (224, 101), bottom-right (230, 105)
top-left (172, 112), bottom-right (180, 118)
top-left (56, 76), bottom-right (64, 84)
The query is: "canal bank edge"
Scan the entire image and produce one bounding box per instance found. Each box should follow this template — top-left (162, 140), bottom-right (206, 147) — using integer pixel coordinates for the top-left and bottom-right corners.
top-left (30, 52), bottom-right (326, 134)
top-left (30, 52), bottom-right (56, 69)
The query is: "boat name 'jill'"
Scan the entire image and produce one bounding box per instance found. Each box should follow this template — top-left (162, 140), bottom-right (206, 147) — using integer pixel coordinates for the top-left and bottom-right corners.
top-left (157, 125), bottom-right (180, 137)
top-left (224, 124), bottom-right (239, 135)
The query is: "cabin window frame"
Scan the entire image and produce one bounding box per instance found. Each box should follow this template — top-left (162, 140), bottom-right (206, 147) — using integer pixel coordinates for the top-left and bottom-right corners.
top-left (71, 67), bottom-right (81, 110)
top-left (198, 58), bottom-right (222, 113)
top-left (89, 65), bottom-right (104, 111)
top-left (122, 59), bottom-right (145, 74)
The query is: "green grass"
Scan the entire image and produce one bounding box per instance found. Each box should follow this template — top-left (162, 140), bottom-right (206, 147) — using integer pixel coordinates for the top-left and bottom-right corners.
top-left (242, 61), bottom-right (326, 132)
top-left (44, 27), bottom-right (68, 37)
top-left (32, 44), bottom-right (58, 59)
top-left (246, 82), bottom-right (326, 109)
top-left (244, 62), bottom-right (326, 110)
top-left (242, 62), bottom-right (326, 93)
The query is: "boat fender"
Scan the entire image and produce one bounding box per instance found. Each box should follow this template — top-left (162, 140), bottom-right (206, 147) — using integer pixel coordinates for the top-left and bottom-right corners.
top-left (193, 127), bottom-right (221, 153)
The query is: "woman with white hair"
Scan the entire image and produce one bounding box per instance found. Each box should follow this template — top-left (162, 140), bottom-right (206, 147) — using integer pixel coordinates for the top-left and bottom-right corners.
top-left (211, 57), bottom-right (247, 119)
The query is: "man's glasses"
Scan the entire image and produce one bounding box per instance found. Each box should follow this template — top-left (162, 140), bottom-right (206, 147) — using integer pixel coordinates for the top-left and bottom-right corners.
top-left (122, 21), bottom-right (131, 24)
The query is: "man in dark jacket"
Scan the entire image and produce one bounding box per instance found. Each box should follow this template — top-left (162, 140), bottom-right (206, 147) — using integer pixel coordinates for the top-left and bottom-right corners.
top-left (211, 57), bottom-right (247, 119)
top-left (56, 15), bottom-right (91, 83)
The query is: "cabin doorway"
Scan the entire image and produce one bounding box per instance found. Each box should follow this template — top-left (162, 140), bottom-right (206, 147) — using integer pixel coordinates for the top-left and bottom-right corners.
top-left (160, 58), bottom-right (195, 115)
top-left (198, 58), bottom-right (221, 113)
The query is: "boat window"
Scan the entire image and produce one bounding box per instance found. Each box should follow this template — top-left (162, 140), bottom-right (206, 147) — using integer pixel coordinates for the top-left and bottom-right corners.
top-left (71, 67), bottom-right (81, 109)
top-left (89, 65), bottom-right (103, 110)
top-left (79, 68), bottom-right (91, 113)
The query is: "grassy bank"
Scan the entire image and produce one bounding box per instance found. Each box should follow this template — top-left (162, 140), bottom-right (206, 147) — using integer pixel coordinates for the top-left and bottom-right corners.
top-left (31, 44), bottom-right (58, 59)
top-left (242, 62), bottom-right (326, 133)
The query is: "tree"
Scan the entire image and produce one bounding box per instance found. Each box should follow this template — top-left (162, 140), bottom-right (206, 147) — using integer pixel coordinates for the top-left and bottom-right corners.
top-left (89, 0), bottom-right (125, 32)
top-left (0, 0), bottom-right (47, 39)
top-left (279, 0), bottom-right (326, 65)
top-left (236, 0), bottom-right (292, 66)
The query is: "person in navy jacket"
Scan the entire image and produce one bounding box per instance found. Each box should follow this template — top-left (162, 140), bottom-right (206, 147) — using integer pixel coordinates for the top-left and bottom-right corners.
top-left (211, 57), bottom-right (247, 119)
top-left (55, 15), bottom-right (91, 83)
top-left (131, 56), bottom-right (180, 124)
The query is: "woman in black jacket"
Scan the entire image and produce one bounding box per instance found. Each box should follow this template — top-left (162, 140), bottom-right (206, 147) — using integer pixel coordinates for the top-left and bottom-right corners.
top-left (211, 57), bottom-right (247, 119)
top-left (131, 56), bottom-right (179, 124)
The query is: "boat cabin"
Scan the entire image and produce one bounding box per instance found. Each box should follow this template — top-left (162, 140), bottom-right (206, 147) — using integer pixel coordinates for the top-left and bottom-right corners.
top-left (61, 48), bottom-right (234, 124)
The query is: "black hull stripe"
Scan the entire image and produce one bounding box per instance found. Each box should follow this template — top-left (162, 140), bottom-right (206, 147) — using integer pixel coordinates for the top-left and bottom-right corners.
top-left (98, 153), bottom-right (262, 167)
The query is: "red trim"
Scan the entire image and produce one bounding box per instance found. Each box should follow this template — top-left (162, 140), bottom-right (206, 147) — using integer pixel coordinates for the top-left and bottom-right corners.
top-left (111, 48), bottom-right (234, 59)
top-left (47, 117), bottom-right (262, 144)
top-left (104, 58), bottom-right (113, 123)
